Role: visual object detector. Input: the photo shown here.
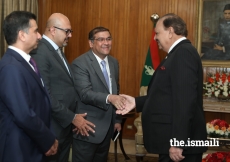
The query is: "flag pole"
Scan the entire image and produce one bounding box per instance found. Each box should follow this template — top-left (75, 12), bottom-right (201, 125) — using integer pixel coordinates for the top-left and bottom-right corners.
top-left (150, 14), bottom-right (159, 27)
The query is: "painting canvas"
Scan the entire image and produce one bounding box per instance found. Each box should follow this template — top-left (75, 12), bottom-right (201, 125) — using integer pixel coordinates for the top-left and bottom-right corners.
top-left (200, 0), bottom-right (230, 60)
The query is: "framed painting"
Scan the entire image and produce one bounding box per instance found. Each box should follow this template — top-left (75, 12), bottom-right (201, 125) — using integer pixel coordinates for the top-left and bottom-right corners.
top-left (197, 0), bottom-right (230, 65)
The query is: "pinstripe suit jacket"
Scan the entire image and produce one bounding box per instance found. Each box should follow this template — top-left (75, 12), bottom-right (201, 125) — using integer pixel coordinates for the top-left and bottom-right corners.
top-left (135, 40), bottom-right (207, 154)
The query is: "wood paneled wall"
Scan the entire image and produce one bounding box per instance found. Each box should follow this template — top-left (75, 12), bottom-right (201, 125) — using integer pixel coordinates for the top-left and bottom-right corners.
top-left (38, 0), bottom-right (199, 139)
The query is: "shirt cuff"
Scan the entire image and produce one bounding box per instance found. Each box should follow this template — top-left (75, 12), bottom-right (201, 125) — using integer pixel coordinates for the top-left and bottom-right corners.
top-left (106, 94), bottom-right (110, 104)
top-left (223, 46), bottom-right (226, 53)
top-left (73, 114), bottom-right (77, 121)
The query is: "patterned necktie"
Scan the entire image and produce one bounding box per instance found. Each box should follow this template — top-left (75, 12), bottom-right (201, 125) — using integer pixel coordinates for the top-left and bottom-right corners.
top-left (57, 48), bottom-right (71, 76)
top-left (101, 60), bottom-right (110, 88)
top-left (29, 57), bottom-right (40, 76)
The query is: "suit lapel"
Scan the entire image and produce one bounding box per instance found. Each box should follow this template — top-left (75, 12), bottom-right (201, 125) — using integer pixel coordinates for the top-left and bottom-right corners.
top-left (88, 52), bottom-right (110, 92)
top-left (147, 39), bottom-right (191, 91)
top-left (41, 39), bottom-right (72, 80)
top-left (108, 57), bottom-right (117, 94)
top-left (60, 50), bottom-right (73, 78)
top-left (147, 58), bottom-right (167, 91)
top-left (8, 49), bottom-right (48, 96)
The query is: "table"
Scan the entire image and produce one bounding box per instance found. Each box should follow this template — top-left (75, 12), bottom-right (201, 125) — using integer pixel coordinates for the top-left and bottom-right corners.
top-left (203, 96), bottom-right (230, 149)
top-left (203, 96), bottom-right (230, 113)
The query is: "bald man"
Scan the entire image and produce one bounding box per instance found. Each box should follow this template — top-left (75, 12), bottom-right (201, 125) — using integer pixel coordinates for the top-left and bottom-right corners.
top-left (30, 13), bottom-right (95, 162)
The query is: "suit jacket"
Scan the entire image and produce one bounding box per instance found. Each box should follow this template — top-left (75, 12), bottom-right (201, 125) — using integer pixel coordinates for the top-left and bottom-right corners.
top-left (30, 38), bottom-right (77, 139)
top-left (71, 50), bottom-right (122, 143)
top-left (0, 48), bottom-right (55, 162)
top-left (135, 40), bottom-right (207, 154)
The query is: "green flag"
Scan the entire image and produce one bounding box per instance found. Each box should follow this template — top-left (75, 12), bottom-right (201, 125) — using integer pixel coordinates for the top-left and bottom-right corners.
top-left (140, 29), bottom-right (160, 86)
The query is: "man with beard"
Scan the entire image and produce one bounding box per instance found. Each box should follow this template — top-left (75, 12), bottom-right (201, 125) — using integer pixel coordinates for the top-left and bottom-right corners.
top-left (214, 4), bottom-right (230, 54)
top-left (30, 13), bottom-right (95, 162)
top-left (202, 4), bottom-right (230, 60)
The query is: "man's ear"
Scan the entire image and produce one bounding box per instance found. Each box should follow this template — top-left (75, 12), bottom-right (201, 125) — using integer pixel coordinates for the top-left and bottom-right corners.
top-left (18, 30), bottom-right (26, 42)
top-left (168, 27), bottom-right (174, 38)
top-left (88, 40), bottom-right (94, 48)
top-left (49, 26), bottom-right (56, 35)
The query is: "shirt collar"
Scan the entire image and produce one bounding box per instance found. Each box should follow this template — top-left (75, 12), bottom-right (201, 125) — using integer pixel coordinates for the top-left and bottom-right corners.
top-left (8, 46), bottom-right (31, 62)
top-left (43, 34), bottom-right (59, 50)
top-left (92, 51), bottom-right (109, 65)
top-left (168, 37), bottom-right (186, 53)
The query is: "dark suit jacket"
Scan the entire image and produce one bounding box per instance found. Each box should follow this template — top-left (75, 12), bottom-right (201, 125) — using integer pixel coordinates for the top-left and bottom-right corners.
top-left (135, 40), bottom-right (207, 154)
top-left (0, 48), bottom-right (55, 162)
top-left (30, 38), bottom-right (77, 139)
top-left (71, 50), bottom-right (122, 143)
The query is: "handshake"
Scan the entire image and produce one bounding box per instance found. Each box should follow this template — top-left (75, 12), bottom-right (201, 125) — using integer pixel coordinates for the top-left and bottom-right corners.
top-left (72, 94), bottom-right (137, 137)
top-left (108, 94), bottom-right (136, 115)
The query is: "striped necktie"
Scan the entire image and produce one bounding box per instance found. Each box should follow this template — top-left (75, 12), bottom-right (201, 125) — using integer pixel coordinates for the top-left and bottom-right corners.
top-left (57, 48), bottom-right (71, 76)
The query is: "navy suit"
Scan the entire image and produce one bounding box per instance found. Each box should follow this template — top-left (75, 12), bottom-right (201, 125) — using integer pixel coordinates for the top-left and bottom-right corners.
top-left (0, 48), bottom-right (55, 162)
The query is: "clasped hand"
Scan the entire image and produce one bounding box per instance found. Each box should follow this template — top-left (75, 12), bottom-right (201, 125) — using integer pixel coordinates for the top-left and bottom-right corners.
top-left (72, 113), bottom-right (96, 136)
top-left (45, 139), bottom-right (58, 156)
top-left (214, 44), bottom-right (223, 51)
top-left (111, 94), bottom-right (136, 115)
top-left (169, 146), bottom-right (184, 162)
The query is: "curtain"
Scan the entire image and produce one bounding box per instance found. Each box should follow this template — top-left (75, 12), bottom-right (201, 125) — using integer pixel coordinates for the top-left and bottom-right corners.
top-left (0, 0), bottom-right (38, 58)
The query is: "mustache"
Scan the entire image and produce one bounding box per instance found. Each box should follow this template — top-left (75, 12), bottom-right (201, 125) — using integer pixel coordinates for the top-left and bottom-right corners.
top-left (64, 37), bottom-right (70, 41)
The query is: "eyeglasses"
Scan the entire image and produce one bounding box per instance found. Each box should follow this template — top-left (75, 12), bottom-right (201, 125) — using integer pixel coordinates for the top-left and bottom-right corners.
top-left (54, 26), bottom-right (73, 35)
top-left (92, 37), bottom-right (112, 42)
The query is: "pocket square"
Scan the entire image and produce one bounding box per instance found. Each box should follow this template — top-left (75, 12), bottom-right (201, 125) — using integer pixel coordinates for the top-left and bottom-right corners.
top-left (160, 66), bottom-right (166, 70)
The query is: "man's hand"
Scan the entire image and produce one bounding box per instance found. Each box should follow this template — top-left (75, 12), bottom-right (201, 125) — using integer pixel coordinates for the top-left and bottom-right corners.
top-left (108, 94), bottom-right (126, 110)
top-left (114, 123), bottom-right (121, 132)
top-left (116, 94), bottom-right (135, 115)
top-left (214, 44), bottom-right (223, 51)
top-left (169, 146), bottom-right (184, 162)
top-left (72, 113), bottom-right (95, 136)
top-left (45, 139), bottom-right (58, 156)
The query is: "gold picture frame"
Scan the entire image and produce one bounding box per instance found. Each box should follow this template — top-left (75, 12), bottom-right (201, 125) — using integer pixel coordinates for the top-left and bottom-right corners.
top-left (197, 0), bottom-right (230, 66)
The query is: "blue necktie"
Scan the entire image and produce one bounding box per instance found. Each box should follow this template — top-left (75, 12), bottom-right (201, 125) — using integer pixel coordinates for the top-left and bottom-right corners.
top-left (101, 60), bottom-right (110, 88)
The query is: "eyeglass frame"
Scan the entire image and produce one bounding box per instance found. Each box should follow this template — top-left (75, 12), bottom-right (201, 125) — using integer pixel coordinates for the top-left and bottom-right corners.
top-left (91, 37), bottom-right (113, 42)
top-left (53, 26), bottom-right (73, 35)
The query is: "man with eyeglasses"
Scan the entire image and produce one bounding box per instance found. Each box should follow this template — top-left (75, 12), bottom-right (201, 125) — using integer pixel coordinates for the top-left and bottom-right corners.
top-left (71, 26), bottom-right (125, 162)
top-left (30, 13), bottom-right (95, 162)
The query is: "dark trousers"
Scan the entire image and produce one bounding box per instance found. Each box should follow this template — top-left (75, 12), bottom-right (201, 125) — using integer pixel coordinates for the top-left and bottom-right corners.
top-left (72, 122), bottom-right (113, 162)
top-left (45, 134), bottom-right (72, 162)
top-left (159, 153), bottom-right (202, 162)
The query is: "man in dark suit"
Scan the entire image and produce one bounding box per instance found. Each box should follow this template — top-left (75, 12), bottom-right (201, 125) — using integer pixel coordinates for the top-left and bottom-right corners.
top-left (31, 13), bottom-right (95, 162)
top-left (201, 4), bottom-right (230, 60)
top-left (71, 27), bottom-right (125, 162)
top-left (117, 13), bottom-right (207, 162)
top-left (0, 11), bottom-right (58, 162)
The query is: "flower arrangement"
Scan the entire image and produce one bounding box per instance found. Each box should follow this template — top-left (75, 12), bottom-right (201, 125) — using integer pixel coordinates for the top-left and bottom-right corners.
top-left (206, 119), bottom-right (230, 138)
top-left (203, 71), bottom-right (230, 100)
top-left (202, 152), bottom-right (230, 162)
